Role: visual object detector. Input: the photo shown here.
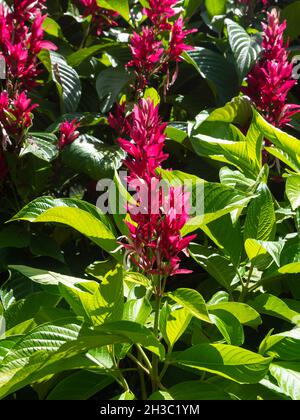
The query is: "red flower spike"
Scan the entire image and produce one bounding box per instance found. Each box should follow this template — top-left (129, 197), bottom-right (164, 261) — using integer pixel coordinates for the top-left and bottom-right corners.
top-left (242, 9), bottom-right (300, 128)
top-left (118, 99), bottom-right (195, 278)
top-left (58, 119), bottom-right (81, 150)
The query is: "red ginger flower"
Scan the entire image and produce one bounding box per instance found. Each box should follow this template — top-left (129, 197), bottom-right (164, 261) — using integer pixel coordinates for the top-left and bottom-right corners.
top-left (242, 9), bottom-right (300, 128)
top-left (79, 0), bottom-right (118, 36)
top-left (118, 98), bottom-right (168, 183)
top-left (118, 99), bottom-right (196, 277)
top-left (108, 102), bottom-right (132, 137)
top-left (168, 16), bottom-right (197, 62)
top-left (58, 119), bottom-right (80, 150)
top-left (144, 0), bottom-right (179, 30)
top-left (0, 91), bottom-right (38, 143)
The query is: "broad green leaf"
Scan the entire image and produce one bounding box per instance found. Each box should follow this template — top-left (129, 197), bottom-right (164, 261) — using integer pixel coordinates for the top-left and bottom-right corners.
top-left (253, 110), bottom-right (300, 172)
top-left (167, 288), bottom-right (211, 324)
top-left (202, 215), bottom-right (243, 267)
top-left (260, 328), bottom-right (300, 361)
top-left (10, 196), bottom-right (115, 233)
top-left (149, 380), bottom-right (230, 400)
top-left (47, 371), bottom-right (114, 400)
top-left (286, 174), bottom-right (300, 211)
top-left (245, 239), bottom-right (284, 268)
top-left (50, 51), bottom-right (81, 113)
top-left (62, 134), bottom-right (125, 180)
top-left (123, 297), bottom-right (152, 324)
top-left (0, 225), bottom-right (30, 249)
top-left (190, 243), bottom-right (237, 290)
top-left (96, 0), bottom-right (130, 22)
top-left (42, 17), bottom-right (63, 38)
top-left (158, 169), bottom-right (254, 234)
top-left (209, 309), bottom-right (244, 346)
top-left (282, 1), bottom-right (300, 41)
top-left (184, 47), bottom-right (239, 104)
top-left (0, 319), bottom-right (163, 398)
top-left (20, 133), bottom-right (58, 162)
top-left (208, 302), bottom-right (262, 329)
top-left (11, 202), bottom-right (121, 260)
top-left (165, 307), bottom-right (192, 349)
top-left (251, 294), bottom-right (300, 326)
top-left (207, 96), bottom-right (252, 126)
top-left (67, 41), bottom-right (119, 67)
top-left (205, 0), bottom-right (226, 17)
top-left (244, 184), bottom-right (275, 241)
top-left (171, 344), bottom-right (271, 384)
top-left (225, 19), bottom-right (261, 82)
top-left (219, 167), bottom-right (255, 192)
top-left (270, 362), bottom-right (300, 401)
top-left (96, 68), bottom-right (129, 113)
top-left (59, 265), bottom-right (124, 325)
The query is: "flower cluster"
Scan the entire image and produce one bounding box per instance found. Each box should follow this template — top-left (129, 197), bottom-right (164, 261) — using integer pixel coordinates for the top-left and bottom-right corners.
top-left (118, 99), bottom-right (196, 277)
top-left (58, 120), bottom-right (80, 150)
top-left (242, 9), bottom-right (300, 128)
top-left (0, 1), bottom-right (56, 180)
top-left (0, 91), bottom-right (38, 145)
top-left (78, 0), bottom-right (119, 36)
top-left (127, 0), bottom-right (196, 91)
top-left (0, 1), bottom-right (57, 89)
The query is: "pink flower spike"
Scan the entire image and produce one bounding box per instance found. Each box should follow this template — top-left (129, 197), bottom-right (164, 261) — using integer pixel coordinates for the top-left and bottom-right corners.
top-left (58, 119), bottom-right (80, 150)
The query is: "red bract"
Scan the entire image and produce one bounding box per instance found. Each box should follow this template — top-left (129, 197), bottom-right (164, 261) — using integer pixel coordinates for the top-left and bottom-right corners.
top-left (0, 91), bottom-right (38, 143)
top-left (118, 99), bottom-right (196, 278)
top-left (79, 0), bottom-right (119, 36)
top-left (126, 0), bottom-right (196, 91)
top-left (0, 3), bottom-right (56, 89)
top-left (58, 120), bottom-right (80, 150)
top-left (118, 99), bottom-right (168, 183)
top-left (168, 16), bottom-right (197, 62)
top-left (242, 9), bottom-right (300, 128)
top-left (144, 0), bottom-right (178, 29)
top-left (108, 102), bottom-right (132, 136)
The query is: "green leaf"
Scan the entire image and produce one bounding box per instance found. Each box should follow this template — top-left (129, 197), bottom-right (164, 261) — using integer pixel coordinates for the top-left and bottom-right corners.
top-left (47, 371), bottom-right (114, 400)
top-left (260, 328), bottom-right (300, 361)
top-left (11, 198), bottom-right (121, 260)
top-left (244, 184), bottom-right (275, 241)
top-left (270, 362), bottom-right (300, 400)
top-left (171, 344), bottom-right (271, 384)
top-left (67, 41), bottom-right (119, 67)
top-left (225, 19), bottom-right (261, 82)
top-left (167, 288), bottom-right (211, 324)
top-left (251, 294), bottom-right (300, 326)
top-left (96, 0), bottom-right (130, 22)
top-left (207, 96), bottom-right (252, 126)
top-left (0, 226), bottom-right (30, 249)
top-left (205, 0), bottom-right (226, 17)
top-left (282, 1), bottom-right (300, 41)
top-left (62, 134), bottom-right (125, 180)
top-left (149, 380), bottom-right (231, 400)
top-left (165, 307), bottom-right (192, 348)
top-left (209, 309), bottom-right (244, 346)
top-left (96, 68), bottom-right (129, 113)
top-left (20, 133), bottom-right (58, 162)
top-left (59, 265), bottom-right (124, 325)
top-left (50, 51), bottom-right (82, 113)
top-left (208, 302), bottom-right (262, 329)
top-left (190, 243), bottom-right (237, 290)
top-left (184, 47), bottom-right (239, 104)
top-left (286, 174), bottom-right (300, 211)
top-left (245, 239), bottom-right (284, 268)
top-left (158, 169), bottom-right (253, 234)
top-left (123, 297), bottom-right (152, 324)
top-left (42, 17), bottom-right (63, 38)
top-left (253, 110), bottom-right (300, 172)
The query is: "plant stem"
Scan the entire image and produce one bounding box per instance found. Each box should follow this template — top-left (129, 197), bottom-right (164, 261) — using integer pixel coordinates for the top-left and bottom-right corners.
top-left (240, 264), bottom-right (254, 302)
top-left (136, 344), bottom-right (152, 373)
top-left (152, 287), bottom-right (162, 392)
top-left (128, 353), bottom-right (150, 375)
